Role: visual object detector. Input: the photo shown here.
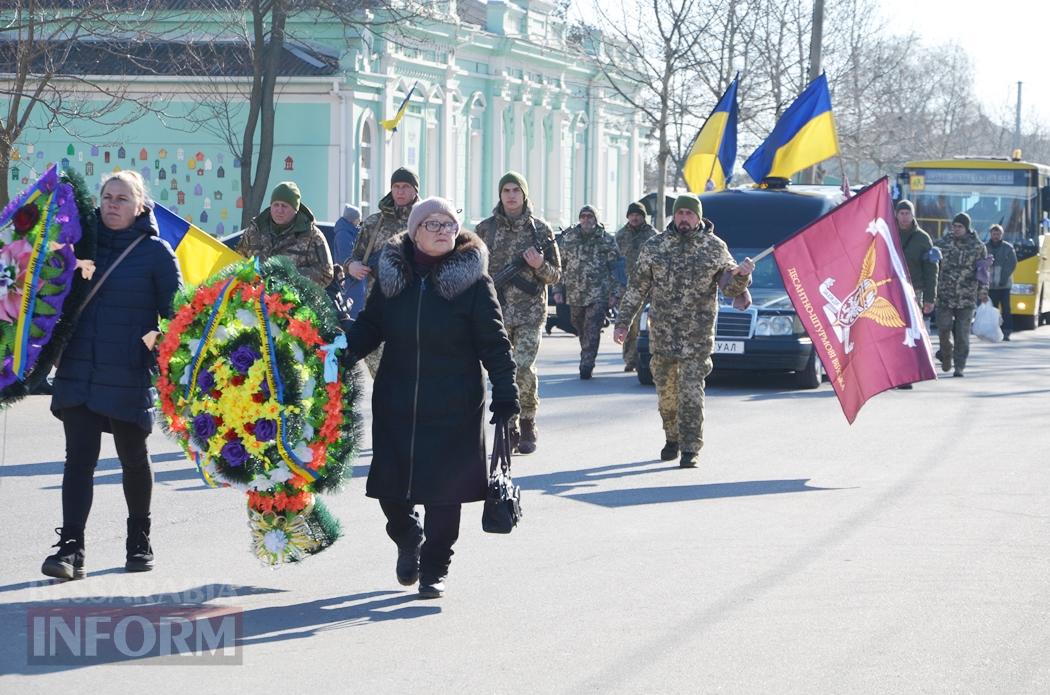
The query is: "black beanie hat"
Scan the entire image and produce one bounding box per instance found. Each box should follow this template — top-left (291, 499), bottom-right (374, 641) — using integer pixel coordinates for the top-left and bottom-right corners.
top-left (895, 199), bottom-right (915, 214)
top-left (578, 204), bottom-right (597, 219)
top-left (390, 167), bottom-right (419, 190)
top-left (953, 212), bottom-right (971, 230)
top-left (626, 201), bottom-right (646, 218)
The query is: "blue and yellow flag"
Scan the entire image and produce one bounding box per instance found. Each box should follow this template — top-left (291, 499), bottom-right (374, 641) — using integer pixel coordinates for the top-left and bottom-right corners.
top-left (155, 203), bottom-right (242, 286)
top-left (379, 82), bottom-right (419, 132)
top-left (683, 77), bottom-right (739, 193)
top-left (743, 73), bottom-right (839, 183)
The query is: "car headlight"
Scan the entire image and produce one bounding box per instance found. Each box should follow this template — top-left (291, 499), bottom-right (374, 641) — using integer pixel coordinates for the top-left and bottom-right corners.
top-left (1011, 283), bottom-right (1035, 295)
top-left (755, 315), bottom-right (795, 336)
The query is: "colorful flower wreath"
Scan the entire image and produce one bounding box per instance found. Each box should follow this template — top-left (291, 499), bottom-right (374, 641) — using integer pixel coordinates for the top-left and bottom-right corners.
top-left (0, 165), bottom-right (96, 405)
top-left (156, 256), bottom-right (361, 565)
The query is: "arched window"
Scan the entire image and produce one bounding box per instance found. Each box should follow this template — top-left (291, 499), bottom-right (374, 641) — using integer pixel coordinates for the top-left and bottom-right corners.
top-left (359, 117), bottom-right (374, 217)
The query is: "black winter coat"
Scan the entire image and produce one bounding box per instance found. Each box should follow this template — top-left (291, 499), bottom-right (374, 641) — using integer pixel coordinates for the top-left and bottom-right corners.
top-left (51, 208), bottom-right (182, 432)
top-left (346, 231), bottom-right (518, 504)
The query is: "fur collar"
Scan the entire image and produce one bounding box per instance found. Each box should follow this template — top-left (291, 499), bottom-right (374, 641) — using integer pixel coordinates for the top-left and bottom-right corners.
top-left (377, 231), bottom-right (489, 300)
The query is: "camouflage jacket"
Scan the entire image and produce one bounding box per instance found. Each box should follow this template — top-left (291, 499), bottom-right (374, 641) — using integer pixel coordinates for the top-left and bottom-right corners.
top-left (934, 231), bottom-right (987, 309)
top-left (553, 223), bottom-right (625, 306)
top-left (615, 222), bottom-right (658, 279)
top-left (615, 220), bottom-right (747, 358)
top-left (475, 204), bottom-right (561, 327)
top-left (353, 192), bottom-right (415, 291)
top-left (237, 203), bottom-right (333, 287)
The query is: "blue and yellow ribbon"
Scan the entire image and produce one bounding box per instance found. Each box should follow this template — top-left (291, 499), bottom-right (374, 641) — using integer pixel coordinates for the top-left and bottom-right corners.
top-left (185, 277), bottom-right (239, 402)
top-left (12, 190), bottom-right (56, 378)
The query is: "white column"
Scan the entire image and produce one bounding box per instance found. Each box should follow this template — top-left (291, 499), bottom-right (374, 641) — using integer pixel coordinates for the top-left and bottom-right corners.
top-left (509, 100), bottom-right (527, 173)
top-left (545, 108), bottom-right (566, 226)
top-left (529, 104), bottom-right (545, 217)
top-left (588, 103), bottom-right (605, 208)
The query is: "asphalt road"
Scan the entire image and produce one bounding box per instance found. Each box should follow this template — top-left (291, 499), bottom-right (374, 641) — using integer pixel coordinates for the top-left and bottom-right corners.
top-left (1, 325), bottom-right (1049, 693)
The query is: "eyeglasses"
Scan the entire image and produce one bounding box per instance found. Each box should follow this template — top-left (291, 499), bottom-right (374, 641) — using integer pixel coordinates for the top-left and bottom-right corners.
top-left (421, 220), bottom-right (459, 234)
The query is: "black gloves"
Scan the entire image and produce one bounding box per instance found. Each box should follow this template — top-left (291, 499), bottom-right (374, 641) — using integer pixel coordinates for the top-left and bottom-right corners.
top-left (489, 399), bottom-right (521, 424)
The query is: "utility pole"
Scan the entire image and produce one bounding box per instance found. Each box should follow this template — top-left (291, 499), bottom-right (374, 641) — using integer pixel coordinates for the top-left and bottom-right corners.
top-left (1013, 81), bottom-right (1022, 155)
top-left (806, 0), bottom-right (825, 183)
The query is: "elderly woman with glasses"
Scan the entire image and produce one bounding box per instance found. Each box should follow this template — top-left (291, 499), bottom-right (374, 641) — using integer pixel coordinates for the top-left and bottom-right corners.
top-left (343, 196), bottom-right (519, 598)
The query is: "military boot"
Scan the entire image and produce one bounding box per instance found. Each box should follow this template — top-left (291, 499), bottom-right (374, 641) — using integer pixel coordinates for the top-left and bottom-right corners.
top-left (41, 527), bottom-right (86, 580)
top-left (125, 516), bottom-right (154, 572)
top-left (679, 452), bottom-right (699, 468)
top-left (509, 423), bottom-right (521, 453)
top-left (517, 418), bottom-right (537, 454)
top-left (660, 441), bottom-right (679, 461)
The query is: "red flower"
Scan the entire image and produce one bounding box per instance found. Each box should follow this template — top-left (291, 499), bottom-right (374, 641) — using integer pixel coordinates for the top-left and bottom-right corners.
top-left (214, 415), bottom-right (224, 427)
top-left (210, 389), bottom-right (222, 399)
top-left (244, 422), bottom-right (256, 434)
top-left (230, 375), bottom-right (245, 386)
top-left (224, 428), bottom-right (238, 441)
top-left (252, 392), bottom-right (266, 403)
top-left (12, 203), bottom-right (40, 234)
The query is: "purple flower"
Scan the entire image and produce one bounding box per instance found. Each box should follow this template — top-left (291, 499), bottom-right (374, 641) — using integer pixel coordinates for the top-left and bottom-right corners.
top-left (197, 369), bottom-right (215, 392)
top-left (230, 345), bottom-right (260, 374)
top-left (192, 413), bottom-right (217, 440)
top-left (253, 418), bottom-right (277, 442)
top-left (221, 440), bottom-right (249, 467)
top-left (260, 379), bottom-right (270, 398)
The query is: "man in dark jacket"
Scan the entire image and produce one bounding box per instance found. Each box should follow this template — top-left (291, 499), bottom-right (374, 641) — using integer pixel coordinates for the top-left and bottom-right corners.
top-left (895, 199), bottom-right (938, 314)
top-left (334, 203), bottom-right (366, 319)
top-left (986, 223), bottom-right (1017, 340)
top-left (237, 181), bottom-right (334, 288)
top-left (614, 201), bottom-right (658, 371)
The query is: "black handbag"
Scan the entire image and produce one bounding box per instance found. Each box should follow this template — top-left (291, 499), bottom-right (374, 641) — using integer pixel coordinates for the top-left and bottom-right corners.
top-left (482, 420), bottom-right (522, 534)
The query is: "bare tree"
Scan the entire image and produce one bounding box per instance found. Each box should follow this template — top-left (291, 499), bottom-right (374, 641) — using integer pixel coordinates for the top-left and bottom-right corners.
top-left (0, 1), bottom-right (165, 206)
top-left (574, 0), bottom-right (719, 230)
top-left (175, 0), bottom-right (429, 228)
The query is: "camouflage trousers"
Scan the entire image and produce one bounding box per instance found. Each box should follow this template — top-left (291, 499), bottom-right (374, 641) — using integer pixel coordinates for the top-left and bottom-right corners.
top-left (936, 305), bottom-right (974, 372)
top-left (621, 309), bottom-right (642, 368)
top-left (363, 344), bottom-right (384, 378)
top-left (650, 353), bottom-right (713, 453)
top-left (570, 303), bottom-right (606, 370)
top-left (506, 322), bottom-right (543, 424)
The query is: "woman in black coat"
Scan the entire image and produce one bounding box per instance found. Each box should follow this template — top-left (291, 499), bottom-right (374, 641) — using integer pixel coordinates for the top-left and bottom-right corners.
top-left (346, 196), bottom-right (519, 599)
top-left (42, 171), bottom-right (181, 580)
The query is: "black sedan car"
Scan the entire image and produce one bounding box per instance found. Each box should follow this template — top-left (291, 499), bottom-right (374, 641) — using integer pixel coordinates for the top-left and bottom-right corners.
top-left (636, 185), bottom-right (844, 389)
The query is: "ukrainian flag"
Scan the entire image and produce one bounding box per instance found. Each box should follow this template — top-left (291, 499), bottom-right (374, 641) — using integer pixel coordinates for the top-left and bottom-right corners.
top-left (742, 73), bottom-right (839, 183)
top-left (379, 82), bottom-right (419, 132)
top-left (155, 203), bottom-right (242, 286)
top-left (683, 77), bottom-right (739, 193)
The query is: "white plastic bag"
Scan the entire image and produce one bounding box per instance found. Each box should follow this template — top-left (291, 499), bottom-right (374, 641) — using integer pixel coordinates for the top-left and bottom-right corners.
top-left (973, 301), bottom-right (1003, 342)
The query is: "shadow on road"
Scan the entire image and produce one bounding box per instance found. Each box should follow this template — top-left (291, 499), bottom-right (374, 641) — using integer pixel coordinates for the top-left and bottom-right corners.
top-left (0, 583), bottom-right (434, 673)
top-left (516, 459), bottom-right (841, 507)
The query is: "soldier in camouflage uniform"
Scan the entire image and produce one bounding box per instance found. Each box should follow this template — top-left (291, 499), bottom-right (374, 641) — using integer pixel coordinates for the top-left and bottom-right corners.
top-left (553, 205), bottom-right (625, 379)
top-left (614, 194), bottom-right (753, 468)
top-left (475, 171), bottom-right (560, 454)
top-left (237, 181), bottom-right (334, 288)
top-left (345, 167), bottom-right (420, 376)
top-left (614, 201), bottom-right (658, 371)
top-left (934, 212), bottom-right (987, 377)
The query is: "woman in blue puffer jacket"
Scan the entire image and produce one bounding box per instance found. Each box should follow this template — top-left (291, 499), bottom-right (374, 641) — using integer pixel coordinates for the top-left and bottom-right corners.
top-left (42, 170), bottom-right (181, 580)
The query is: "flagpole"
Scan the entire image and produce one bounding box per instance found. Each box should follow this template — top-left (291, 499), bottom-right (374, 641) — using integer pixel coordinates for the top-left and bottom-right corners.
top-left (751, 245), bottom-right (775, 263)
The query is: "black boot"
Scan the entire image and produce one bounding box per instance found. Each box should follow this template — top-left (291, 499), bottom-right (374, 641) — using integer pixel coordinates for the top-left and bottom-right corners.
top-left (660, 441), bottom-right (679, 461)
top-left (396, 540), bottom-right (422, 586)
top-left (679, 452), bottom-right (699, 468)
top-left (517, 418), bottom-right (537, 455)
top-left (41, 527), bottom-right (85, 580)
top-left (125, 516), bottom-right (154, 572)
top-left (580, 365), bottom-right (593, 380)
top-left (418, 574), bottom-right (446, 599)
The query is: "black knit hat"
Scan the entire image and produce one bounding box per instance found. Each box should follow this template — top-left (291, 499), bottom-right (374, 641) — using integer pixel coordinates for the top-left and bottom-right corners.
top-left (953, 212), bottom-right (971, 230)
top-left (626, 201), bottom-right (646, 218)
top-left (895, 199), bottom-right (915, 214)
top-left (578, 204), bottom-right (597, 220)
top-left (390, 167), bottom-right (419, 190)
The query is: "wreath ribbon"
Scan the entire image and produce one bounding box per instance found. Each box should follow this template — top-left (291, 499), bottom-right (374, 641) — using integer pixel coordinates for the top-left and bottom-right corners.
top-left (12, 189), bottom-right (56, 378)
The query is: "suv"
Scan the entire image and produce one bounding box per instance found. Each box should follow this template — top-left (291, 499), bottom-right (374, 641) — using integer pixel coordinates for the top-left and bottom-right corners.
top-left (636, 185), bottom-right (844, 389)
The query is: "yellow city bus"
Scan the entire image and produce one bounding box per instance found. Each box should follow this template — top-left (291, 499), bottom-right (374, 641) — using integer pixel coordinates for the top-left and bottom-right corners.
top-left (897, 156), bottom-right (1050, 330)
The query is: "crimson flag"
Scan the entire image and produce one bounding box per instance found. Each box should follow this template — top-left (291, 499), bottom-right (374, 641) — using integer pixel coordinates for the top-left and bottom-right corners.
top-left (773, 177), bottom-right (937, 423)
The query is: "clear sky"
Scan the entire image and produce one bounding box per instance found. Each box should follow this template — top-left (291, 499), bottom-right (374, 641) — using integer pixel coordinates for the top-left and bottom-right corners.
top-left (877, 0), bottom-right (1049, 130)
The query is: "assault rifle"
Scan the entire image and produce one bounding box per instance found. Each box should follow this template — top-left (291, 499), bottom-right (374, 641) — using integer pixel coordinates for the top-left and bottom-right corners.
top-left (491, 231), bottom-right (556, 296)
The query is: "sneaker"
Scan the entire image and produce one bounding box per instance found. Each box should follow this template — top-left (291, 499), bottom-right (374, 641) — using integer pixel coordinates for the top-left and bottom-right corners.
top-left (624, 364), bottom-right (636, 372)
top-left (580, 366), bottom-right (593, 380)
top-left (660, 441), bottom-right (679, 461)
top-left (418, 575), bottom-right (446, 599)
top-left (396, 542), bottom-right (422, 586)
top-left (41, 527), bottom-right (86, 580)
top-left (679, 452), bottom-right (699, 468)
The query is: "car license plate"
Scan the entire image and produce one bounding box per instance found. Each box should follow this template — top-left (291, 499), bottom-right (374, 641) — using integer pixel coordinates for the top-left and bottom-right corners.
top-left (714, 341), bottom-right (744, 354)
